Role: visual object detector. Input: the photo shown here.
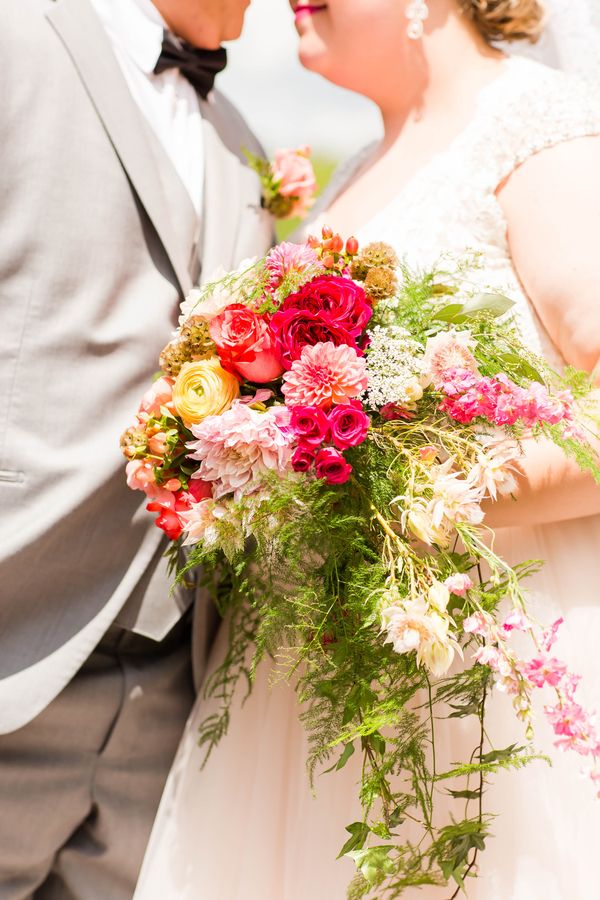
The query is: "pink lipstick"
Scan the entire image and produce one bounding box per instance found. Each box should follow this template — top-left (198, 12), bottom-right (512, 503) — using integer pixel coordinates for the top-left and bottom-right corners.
top-left (294, 3), bottom-right (327, 22)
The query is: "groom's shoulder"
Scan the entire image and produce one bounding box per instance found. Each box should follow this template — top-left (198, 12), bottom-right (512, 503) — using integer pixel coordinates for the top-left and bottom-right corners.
top-left (205, 89), bottom-right (266, 162)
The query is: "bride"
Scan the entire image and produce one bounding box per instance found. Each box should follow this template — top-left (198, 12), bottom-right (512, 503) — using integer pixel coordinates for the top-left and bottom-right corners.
top-left (134, 1), bottom-right (600, 897)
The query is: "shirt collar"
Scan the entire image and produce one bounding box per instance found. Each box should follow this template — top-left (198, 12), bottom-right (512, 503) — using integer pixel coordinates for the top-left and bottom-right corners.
top-left (89, 0), bottom-right (167, 74)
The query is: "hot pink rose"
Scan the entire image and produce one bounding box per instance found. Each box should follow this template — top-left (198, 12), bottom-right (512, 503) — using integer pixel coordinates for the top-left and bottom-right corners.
top-left (290, 405), bottom-right (330, 448)
top-left (270, 308), bottom-right (359, 369)
top-left (279, 276), bottom-right (372, 338)
top-left (328, 401), bottom-right (370, 450)
top-left (291, 446), bottom-right (316, 473)
top-left (209, 304), bottom-right (283, 383)
top-left (272, 146), bottom-right (317, 217)
top-left (314, 447), bottom-right (353, 485)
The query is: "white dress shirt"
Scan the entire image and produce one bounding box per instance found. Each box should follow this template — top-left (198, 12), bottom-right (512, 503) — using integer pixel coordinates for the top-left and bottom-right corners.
top-left (90, 0), bottom-right (205, 214)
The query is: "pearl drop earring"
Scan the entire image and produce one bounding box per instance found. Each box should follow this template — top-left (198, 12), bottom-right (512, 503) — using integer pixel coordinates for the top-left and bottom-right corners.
top-left (406, 0), bottom-right (429, 39)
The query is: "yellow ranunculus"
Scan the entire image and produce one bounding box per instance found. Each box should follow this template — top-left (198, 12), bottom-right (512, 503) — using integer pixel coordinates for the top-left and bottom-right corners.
top-left (172, 358), bottom-right (239, 427)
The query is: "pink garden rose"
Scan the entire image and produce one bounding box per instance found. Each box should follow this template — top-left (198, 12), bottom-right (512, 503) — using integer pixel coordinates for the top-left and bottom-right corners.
top-left (291, 446), bottom-right (316, 473)
top-left (328, 401), bottom-right (370, 450)
top-left (289, 405), bottom-right (330, 448)
top-left (271, 146), bottom-right (317, 217)
top-left (209, 304), bottom-right (283, 383)
top-left (282, 342), bottom-right (368, 410)
top-left (314, 447), bottom-right (353, 485)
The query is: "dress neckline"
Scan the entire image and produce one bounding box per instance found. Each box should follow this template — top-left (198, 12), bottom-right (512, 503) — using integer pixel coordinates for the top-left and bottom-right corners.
top-left (314, 56), bottom-right (535, 240)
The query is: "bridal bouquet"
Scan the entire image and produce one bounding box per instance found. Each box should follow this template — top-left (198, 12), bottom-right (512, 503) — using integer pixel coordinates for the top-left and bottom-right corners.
top-left (122, 230), bottom-right (600, 897)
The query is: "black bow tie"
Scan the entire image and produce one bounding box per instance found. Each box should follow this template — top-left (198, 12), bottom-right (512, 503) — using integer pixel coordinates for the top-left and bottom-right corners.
top-left (153, 31), bottom-right (228, 99)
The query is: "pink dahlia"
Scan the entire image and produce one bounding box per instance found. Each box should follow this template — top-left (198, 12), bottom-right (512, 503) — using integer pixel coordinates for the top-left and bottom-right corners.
top-left (265, 242), bottom-right (319, 291)
top-left (187, 402), bottom-right (292, 500)
top-left (282, 342), bottom-right (368, 410)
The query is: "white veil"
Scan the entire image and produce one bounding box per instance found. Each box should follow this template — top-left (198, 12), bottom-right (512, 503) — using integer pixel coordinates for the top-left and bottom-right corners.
top-left (505, 0), bottom-right (600, 84)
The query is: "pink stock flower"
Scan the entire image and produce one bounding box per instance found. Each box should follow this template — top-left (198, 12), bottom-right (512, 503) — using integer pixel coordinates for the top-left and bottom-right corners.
top-left (289, 405), bottom-right (330, 448)
top-left (209, 304), bottom-right (284, 383)
top-left (328, 401), bottom-right (370, 450)
top-left (282, 342), bottom-right (368, 410)
top-left (440, 369), bottom-right (573, 429)
top-left (265, 242), bottom-right (319, 291)
top-left (444, 573), bottom-right (473, 597)
top-left (314, 447), bottom-right (353, 485)
top-left (271, 145), bottom-right (317, 217)
top-left (291, 446), bottom-right (316, 473)
top-left (187, 402), bottom-right (292, 500)
top-left (542, 617), bottom-right (565, 653)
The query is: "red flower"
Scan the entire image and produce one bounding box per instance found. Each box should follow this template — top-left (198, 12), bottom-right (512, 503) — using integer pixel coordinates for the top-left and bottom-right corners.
top-left (280, 276), bottom-right (372, 337)
top-left (209, 304), bottom-right (284, 383)
top-left (289, 405), bottom-right (331, 448)
top-left (270, 308), bottom-right (359, 369)
top-left (291, 446), bottom-right (316, 472)
top-left (314, 447), bottom-right (353, 485)
top-left (328, 401), bottom-right (370, 450)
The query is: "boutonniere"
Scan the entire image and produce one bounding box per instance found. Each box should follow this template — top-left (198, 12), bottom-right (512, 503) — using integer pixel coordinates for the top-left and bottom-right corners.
top-left (245, 145), bottom-right (317, 220)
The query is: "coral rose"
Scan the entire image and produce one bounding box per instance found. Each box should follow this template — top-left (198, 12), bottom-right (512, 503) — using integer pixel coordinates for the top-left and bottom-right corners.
top-left (172, 358), bottom-right (239, 427)
top-left (209, 303), bottom-right (283, 383)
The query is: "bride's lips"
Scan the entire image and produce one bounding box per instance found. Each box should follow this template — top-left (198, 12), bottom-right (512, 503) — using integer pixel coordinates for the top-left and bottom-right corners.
top-left (292, 2), bottom-right (328, 23)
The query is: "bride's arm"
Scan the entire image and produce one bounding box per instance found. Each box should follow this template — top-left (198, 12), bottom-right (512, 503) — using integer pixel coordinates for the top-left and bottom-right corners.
top-left (487, 135), bottom-right (600, 527)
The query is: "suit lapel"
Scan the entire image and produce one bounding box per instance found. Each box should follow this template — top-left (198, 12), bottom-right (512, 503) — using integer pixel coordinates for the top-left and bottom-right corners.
top-left (198, 103), bottom-right (243, 284)
top-left (46, 0), bottom-right (196, 296)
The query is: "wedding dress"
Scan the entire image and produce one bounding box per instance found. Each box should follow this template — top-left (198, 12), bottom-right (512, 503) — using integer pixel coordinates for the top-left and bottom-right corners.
top-left (134, 57), bottom-right (600, 900)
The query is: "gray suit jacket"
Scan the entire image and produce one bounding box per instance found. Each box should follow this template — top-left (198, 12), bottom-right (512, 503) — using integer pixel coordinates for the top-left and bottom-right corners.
top-left (0, 0), bottom-right (273, 732)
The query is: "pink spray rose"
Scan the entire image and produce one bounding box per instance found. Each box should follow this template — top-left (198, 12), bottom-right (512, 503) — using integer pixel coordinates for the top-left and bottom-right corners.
top-left (290, 405), bottom-right (331, 448)
top-left (328, 401), bottom-right (370, 450)
top-left (139, 376), bottom-right (175, 417)
top-left (314, 447), bottom-right (353, 485)
top-left (271, 146), bottom-right (317, 217)
top-left (209, 303), bottom-right (283, 383)
top-left (291, 446), bottom-right (316, 473)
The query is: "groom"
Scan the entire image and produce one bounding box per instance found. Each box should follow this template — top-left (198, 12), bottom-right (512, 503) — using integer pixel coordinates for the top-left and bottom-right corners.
top-left (0, 0), bottom-right (270, 897)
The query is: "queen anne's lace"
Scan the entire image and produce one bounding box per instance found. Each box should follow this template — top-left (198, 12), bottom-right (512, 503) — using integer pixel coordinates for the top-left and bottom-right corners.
top-left (307, 58), bottom-right (600, 368)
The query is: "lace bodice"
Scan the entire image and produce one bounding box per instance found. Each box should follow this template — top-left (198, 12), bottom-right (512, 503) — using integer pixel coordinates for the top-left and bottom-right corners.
top-left (307, 58), bottom-right (600, 366)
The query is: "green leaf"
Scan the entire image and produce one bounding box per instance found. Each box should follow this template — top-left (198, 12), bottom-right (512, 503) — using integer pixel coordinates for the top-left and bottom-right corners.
top-left (481, 744), bottom-right (522, 765)
top-left (447, 789), bottom-right (481, 800)
top-left (325, 742), bottom-right (355, 774)
top-left (495, 350), bottom-right (543, 383)
top-left (461, 292), bottom-right (514, 318)
top-left (337, 821), bottom-right (370, 858)
top-left (347, 847), bottom-right (395, 886)
top-left (432, 303), bottom-right (465, 323)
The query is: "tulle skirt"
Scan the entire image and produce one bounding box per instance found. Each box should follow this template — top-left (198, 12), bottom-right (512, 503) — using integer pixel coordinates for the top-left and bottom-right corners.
top-left (134, 514), bottom-right (600, 900)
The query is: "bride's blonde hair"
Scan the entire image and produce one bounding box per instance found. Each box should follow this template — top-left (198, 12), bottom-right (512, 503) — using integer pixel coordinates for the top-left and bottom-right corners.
top-left (459, 0), bottom-right (546, 43)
